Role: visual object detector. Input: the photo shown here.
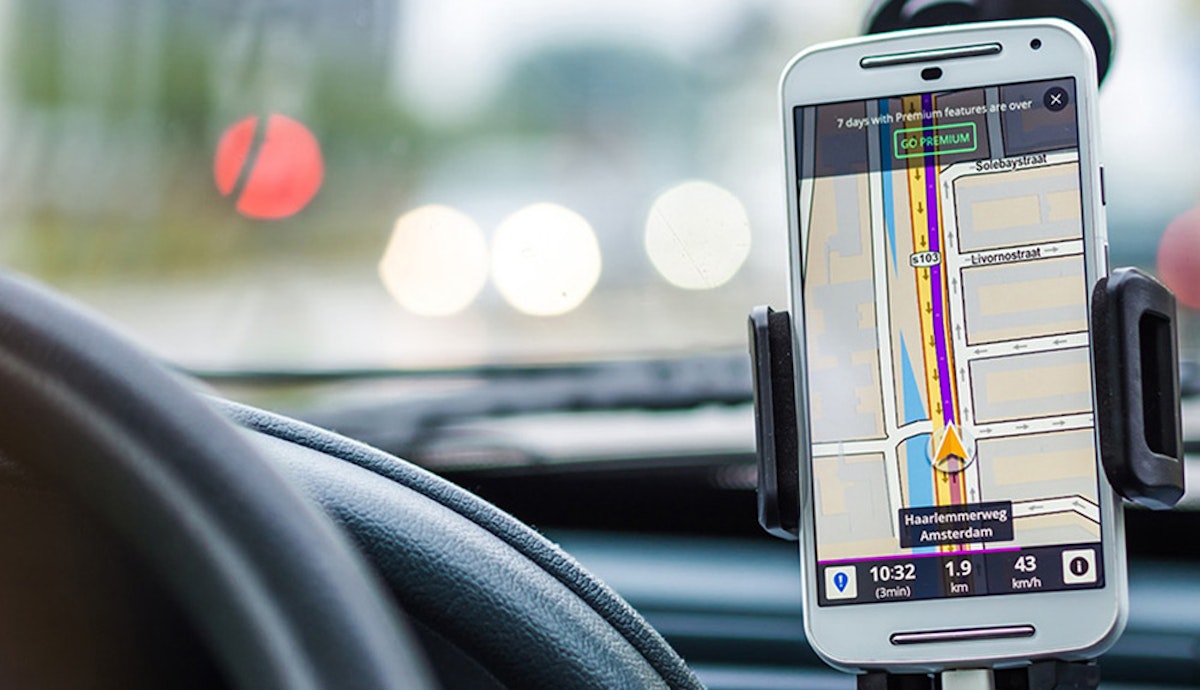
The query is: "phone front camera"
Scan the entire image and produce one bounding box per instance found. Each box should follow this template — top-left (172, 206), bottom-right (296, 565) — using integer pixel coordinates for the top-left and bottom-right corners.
top-left (1030, 38), bottom-right (1042, 50)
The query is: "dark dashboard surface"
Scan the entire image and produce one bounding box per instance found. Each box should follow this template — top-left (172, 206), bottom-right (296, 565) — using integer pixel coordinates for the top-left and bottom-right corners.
top-left (223, 372), bottom-right (1200, 690)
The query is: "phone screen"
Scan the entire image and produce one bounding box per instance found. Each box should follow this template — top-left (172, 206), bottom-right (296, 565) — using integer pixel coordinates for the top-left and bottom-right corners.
top-left (795, 77), bottom-right (1105, 606)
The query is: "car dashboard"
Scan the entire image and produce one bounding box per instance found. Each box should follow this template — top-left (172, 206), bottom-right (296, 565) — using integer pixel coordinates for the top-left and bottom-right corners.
top-left (217, 361), bottom-right (1200, 690)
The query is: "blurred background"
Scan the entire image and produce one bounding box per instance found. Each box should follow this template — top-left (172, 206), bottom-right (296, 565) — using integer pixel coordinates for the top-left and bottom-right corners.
top-left (1, 0), bottom-right (1198, 373)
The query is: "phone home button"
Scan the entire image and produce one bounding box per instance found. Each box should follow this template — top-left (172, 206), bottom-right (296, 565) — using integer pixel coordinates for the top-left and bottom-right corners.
top-left (890, 625), bottom-right (1036, 645)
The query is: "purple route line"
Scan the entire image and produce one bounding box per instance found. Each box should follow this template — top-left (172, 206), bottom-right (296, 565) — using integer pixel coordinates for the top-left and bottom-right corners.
top-left (818, 546), bottom-right (1021, 566)
top-left (922, 93), bottom-right (955, 428)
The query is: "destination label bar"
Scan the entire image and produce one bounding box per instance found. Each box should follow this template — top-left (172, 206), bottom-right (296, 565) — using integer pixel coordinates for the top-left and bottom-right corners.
top-left (898, 501), bottom-right (1014, 548)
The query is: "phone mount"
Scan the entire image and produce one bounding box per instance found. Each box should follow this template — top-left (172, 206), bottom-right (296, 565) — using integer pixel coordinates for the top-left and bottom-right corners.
top-left (858, 661), bottom-right (1100, 690)
top-left (863, 0), bottom-right (1117, 85)
top-left (760, 3), bottom-right (1143, 687)
top-left (749, 269), bottom-right (1184, 689)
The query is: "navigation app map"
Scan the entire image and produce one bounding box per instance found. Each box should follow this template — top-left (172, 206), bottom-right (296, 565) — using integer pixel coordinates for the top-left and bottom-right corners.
top-left (795, 78), bottom-right (1106, 606)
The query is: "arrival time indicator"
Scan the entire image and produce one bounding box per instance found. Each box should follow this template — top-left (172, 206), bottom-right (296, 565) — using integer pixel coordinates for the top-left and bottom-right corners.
top-left (869, 563), bottom-right (916, 582)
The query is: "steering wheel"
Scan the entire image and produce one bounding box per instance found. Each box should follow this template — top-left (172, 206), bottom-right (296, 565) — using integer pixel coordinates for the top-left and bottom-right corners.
top-left (0, 271), bottom-right (703, 690)
top-left (0, 272), bottom-right (436, 688)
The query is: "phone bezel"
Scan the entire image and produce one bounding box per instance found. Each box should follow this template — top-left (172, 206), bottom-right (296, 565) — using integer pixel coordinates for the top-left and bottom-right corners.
top-left (780, 19), bottom-right (1126, 672)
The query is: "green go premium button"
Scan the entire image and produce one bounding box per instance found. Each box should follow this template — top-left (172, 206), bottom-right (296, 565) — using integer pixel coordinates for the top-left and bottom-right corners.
top-left (894, 122), bottom-right (978, 158)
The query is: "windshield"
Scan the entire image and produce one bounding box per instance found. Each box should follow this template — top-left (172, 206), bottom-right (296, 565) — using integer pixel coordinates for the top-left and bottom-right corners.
top-left (5, 0), bottom-right (1198, 372)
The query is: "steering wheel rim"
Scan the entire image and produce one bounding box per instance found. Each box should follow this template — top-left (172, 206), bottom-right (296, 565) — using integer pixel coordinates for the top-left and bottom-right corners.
top-left (0, 271), bottom-right (436, 690)
top-left (220, 399), bottom-right (708, 690)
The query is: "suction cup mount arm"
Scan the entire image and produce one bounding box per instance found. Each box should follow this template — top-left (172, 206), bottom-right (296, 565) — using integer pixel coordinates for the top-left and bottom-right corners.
top-left (863, 0), bottom-right (1116, 86)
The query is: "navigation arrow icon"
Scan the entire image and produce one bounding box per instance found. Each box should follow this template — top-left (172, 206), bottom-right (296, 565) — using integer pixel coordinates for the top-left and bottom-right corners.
top-left (933, 424), bottom-right (969, 466)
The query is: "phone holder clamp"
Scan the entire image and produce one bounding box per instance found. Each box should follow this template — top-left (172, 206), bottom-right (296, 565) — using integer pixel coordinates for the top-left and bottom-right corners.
top-left (749, 267), bottom-right (1184, 543)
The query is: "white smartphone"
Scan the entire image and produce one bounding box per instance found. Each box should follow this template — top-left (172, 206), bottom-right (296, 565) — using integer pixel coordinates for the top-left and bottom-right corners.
top-left (781, 19), bottom-right (1124, 672)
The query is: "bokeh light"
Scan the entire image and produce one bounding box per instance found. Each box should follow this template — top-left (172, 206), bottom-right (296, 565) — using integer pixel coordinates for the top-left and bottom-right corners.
top-left (1157, 205), bottom-right (1200, 310)
top-left (491, 203), bottom-right (602, 316)
top-left (644, 180), bottom-right (751, 290)
top-left (213, 114), bottom-right (324, 220)
top-left (379, 205), bottom-right (489, 317)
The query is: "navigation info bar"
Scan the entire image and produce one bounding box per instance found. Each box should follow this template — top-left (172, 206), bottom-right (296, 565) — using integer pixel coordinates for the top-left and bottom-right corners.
top-left (818, 543), bottom-right (1103, 606)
